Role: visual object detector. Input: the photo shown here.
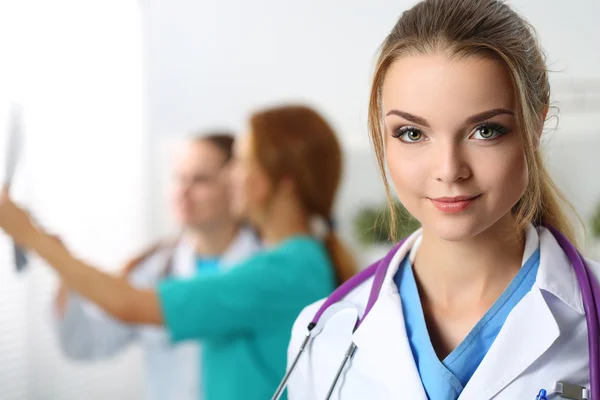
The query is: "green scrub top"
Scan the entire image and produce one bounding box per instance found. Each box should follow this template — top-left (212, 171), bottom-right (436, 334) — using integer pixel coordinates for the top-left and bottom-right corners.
top-left (158, 235), bottom-right (336, 400)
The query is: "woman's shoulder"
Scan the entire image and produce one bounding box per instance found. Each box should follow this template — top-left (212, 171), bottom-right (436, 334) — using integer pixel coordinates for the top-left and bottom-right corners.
top-left (234, 236), bottom-right (331, 282)
top-left (258, 235), bottom-right (331, 269)
top-left (584, 257), bottom-right (600, 283)
top-left (275, 235), bottom-right (327, 254)
top-left (290, 270), bottom-right (374, 338)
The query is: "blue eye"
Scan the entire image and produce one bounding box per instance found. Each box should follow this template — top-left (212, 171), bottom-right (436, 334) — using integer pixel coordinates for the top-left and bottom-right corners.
top-left (393, 126), bottom-right (425, 143)
top-left (472, 123), bottom-right (508, 140)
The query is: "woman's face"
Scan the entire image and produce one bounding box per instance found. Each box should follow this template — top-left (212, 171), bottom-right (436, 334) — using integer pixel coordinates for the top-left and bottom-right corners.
top-left (382, 53), bottom-right (528, 241)
top-left (229, 132), bottom-right (273, 224)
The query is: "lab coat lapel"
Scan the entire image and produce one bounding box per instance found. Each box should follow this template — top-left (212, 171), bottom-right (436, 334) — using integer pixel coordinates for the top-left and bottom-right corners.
top-left (219, 227), bottom-right (261, 270)
top-left (171, 239), bottom-right (196, 278)
top-left (459, 286), bottom-right (560, 399)
top-left (461, 226), bottom-right (581, 399)
top-left (353, 286), bottom-right (428, 399)
top-left (170, 228), bottom-right (260, 277)
top-left (352, 231), bottom-right (428, 400)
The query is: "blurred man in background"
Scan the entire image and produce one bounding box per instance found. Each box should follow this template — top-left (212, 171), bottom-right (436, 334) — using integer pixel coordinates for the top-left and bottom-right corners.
top-left (53, 133), bottom-right (261, 400)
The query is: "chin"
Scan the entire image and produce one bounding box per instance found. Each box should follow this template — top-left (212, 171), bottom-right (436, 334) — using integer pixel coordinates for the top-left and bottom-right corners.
top-left (183, 219), bottom-right (204, 230)
top-left (174, 214), bottom-right (192, 227)
top-left (423, 215), bottom-right (488, 242)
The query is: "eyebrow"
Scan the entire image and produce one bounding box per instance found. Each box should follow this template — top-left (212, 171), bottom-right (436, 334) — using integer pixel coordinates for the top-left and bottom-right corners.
top-left (385, 110), bottom-right (431, 127)
top-left (385, 108), bottom-right (515, 127)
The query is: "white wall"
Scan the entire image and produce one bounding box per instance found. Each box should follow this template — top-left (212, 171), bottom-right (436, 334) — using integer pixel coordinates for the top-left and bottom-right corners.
top-left (143, 0), bottom-right (600, 140)
top-left (0, 1), bottom-right (146, 399)
top-left (143, 0), bottom-right (600, 259)
top-left (0, 2), bottom-right (598, 400)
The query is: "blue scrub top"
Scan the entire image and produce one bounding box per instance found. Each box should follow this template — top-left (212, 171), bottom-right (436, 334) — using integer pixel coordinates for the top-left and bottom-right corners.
top-left (195, 256), bottom-right (220, 275)
top-left (395, 248), bottom-right (541, 400)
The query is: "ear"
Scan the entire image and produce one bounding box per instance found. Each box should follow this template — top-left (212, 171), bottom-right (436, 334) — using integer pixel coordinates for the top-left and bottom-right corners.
top-left (279, 176), bottom-right (298, 195)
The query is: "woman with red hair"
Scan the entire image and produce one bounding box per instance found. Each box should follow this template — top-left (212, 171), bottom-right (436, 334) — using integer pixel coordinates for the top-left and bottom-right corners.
top-left (0, 104), bottom-right (355, 400)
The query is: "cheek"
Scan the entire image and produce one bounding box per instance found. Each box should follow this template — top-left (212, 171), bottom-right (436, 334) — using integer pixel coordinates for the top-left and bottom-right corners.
top-left (241, 166), bottom-right (272, 212)
top-left (171, 180), bottom-right (187, 199)
top-left (170, 185), bottom-right (183, 204)
top-left (247, 173), bottom-right (270, 205)
top-left (480, 146), bottom-right (528, 203)
top-left (230, 164), bottom-right (247, 192)
top-left (188, 185), bottom-right (212, 204)
top-left (472, 142), bottom-right (528, 198)
top-left (385, 143), bottom-right (428, 202)
top-left (232, 167), bottom-right (264, 208)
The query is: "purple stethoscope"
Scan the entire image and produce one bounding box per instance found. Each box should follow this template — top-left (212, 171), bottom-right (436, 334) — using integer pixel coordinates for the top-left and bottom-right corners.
top-left (272, 225), bottom-right (600, 400)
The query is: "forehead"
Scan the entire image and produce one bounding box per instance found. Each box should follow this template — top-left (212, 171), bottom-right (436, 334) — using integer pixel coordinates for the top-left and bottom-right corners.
top-left (175, 140), bottom-right (226, 173)
top-left (382, 53), bottom-right (516, 123)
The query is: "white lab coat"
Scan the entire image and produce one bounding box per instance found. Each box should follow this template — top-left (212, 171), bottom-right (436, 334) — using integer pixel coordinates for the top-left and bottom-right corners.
top-left (53, 228), bottom-right (261, 400)
top-left (287, 225), bottom-right (600, 399)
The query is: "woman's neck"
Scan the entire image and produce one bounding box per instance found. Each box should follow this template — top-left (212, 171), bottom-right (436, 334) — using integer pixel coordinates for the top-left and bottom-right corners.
top-left (256, 196), bottom-right (311, 247)
top-left (412, 216), bottom-right (526, 359)
top-left (413, 217), bottom-right (525, 311)
top-left (259, 214), bottom-right (310, 247)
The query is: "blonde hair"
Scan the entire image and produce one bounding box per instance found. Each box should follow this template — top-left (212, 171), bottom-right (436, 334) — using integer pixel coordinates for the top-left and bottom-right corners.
top-left (368, 0), bottom-right (579, 244)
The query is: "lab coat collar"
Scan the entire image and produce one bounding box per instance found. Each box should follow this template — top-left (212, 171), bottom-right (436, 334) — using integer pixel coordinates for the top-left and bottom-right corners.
top-left (459, 285), bottom-right (559, 399)
top-left (461, 225), bottom-right (571, 399)
top-left (535, 226), bottom-right (585, 315)
top-left (170, 238), bottom-right (196, 277)
top-left (352, 224), bottom-right (583, 399)
top-left (172, 226), bottom-right (261, 277)
top-left (219, 227), bottom-right (262, 269)
top-left (405, 224), bottom-right (584, 314)
top-left (352, 230), bottom-right (428, 399)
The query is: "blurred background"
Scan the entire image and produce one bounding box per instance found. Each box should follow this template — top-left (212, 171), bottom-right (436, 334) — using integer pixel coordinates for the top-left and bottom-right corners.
top-left (0, 0), bottom-right (599, 399)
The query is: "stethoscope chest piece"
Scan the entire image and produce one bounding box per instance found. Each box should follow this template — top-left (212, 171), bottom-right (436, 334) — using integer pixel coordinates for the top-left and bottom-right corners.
top-left (271, 301), bottom-right (360, 400)
top-left (309, 303), bottom-right (360, 400)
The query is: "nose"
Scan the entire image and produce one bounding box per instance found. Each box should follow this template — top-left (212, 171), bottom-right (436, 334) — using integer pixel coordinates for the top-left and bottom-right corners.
top-left (433, 140), bottom-right (471, 183)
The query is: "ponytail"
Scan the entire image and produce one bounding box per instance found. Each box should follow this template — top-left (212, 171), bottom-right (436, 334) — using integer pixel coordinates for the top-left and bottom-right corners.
top-left (537, 166), bottom-right (581, 246)
top-left (324, 232), bottom-right (357, 285)
top-left (512, 142), bottom-right (582, 248)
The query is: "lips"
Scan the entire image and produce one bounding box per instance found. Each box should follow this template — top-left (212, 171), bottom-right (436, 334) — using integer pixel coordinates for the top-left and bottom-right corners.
top-left (429, 195), bottom-right (480, 214)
